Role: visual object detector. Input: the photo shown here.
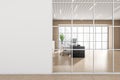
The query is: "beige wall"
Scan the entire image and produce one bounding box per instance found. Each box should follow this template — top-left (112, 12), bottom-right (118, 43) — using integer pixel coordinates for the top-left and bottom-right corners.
top-left (53, 20), bottom-right (120, 49)
top-left (114, 27), bottom-right (120, 49)
top-left (53, 20), bottom-right (120, 26)
top-left (109, 27), bottom-right (113, 49)
top-left (53, 27), bottom-right (59, 49)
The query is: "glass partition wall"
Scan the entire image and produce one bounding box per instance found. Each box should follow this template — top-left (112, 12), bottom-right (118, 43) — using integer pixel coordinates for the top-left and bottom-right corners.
top-left (52, 0), bottom-right (120, 73)
top-left (114, 2), bottom-right (120, 72)
top-left (94, 2), bottom-right (113, 72)
top-left (53, 2), bottom-right (72, 72)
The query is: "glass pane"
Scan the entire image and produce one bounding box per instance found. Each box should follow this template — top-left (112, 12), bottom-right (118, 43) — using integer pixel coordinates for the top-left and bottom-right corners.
top-left (78, 42), bottom-right (84, 46)
top-left (102, 34), bottom-right (108, 41)
top-left (72, 27), bottom-right (77, 33)
top-left (78, 27), bottom-right (83, 33)
top-left (73, 3), bottom-right (93, 21)
top-left (114, 27), bottom-right (120, 49)
top-left (53, 27), bottom-right (59, 49)
top-left (114, 3), bottom-right (120, 20)
top-left (84, 42), bottom-right (90, 49)
top-left (96, 42), bottom-right (102, 49)
top-left (59, 41), bottom-right (66, 49)
top-left (95, 3), bottom-right (113, 24)
top-left (96, 34), bottom-right (102, 41)
top-left (108, 27), bottom-right (113, 49)
top-left (66, 27), bottom-right (71, 33)
top-left (59, 27), bottom-right (65, 34)
top-left (84, 34), bottom-right (89, 42)
top-left (84, 27), bottom-right (89, 33)
top-left (90, 34), bottom-right (94, 41)
top-left (73, 50), bottom-right (93, 72)
top-left (78, 34), bottom-right (83, 41)
top-left (72, 34), bottom-right (77, 39)
top-left (95, 2), bottom-right (112, 50)
top-left (53, 2), bottom-right (72, 73)
top-left (94, 50), bottom-right (113, 72)
top-left (90, 42), bottom-right (94, 49)
top-left (65, 34), bottom-right (71, 41)
top-left (114, 3), bottom-right (120, 50)
top-left (53, 3), bottom-right (72, 20)
top-left (59, 33), bottom-right (65, 41)
top-left (114, 50), bottom-right (120, 72)
top-left (65, 41), bottom-right (71, 49)
top-left (53, 49), bottom-right (71, 72)
top-left (102, 42), bottom-right (108, 49)
top-left (90, 27), bottom-right (94, 34)
top-left (72, 3), bottom-right (93, 72)
top-left (102, 27), bottom-right (108, 33)
top-left (96, 27), bottom-right (101, 33)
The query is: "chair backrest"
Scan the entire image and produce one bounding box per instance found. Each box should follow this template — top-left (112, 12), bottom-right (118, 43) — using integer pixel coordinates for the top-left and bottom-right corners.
top-left (72, 38), bottom-right (77, 43)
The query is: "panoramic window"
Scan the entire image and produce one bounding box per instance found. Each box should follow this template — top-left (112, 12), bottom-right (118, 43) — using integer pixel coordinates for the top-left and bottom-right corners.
top-left (58, 25), bottom-right (108, 50)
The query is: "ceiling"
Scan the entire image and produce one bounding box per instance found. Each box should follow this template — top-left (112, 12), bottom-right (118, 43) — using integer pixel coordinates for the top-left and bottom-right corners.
top-left (53, 0), bottom-right (120, 20)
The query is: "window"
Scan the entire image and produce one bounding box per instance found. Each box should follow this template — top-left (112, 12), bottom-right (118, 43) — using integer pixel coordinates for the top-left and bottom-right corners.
top-left (59, 25), bottom-right (108, 50)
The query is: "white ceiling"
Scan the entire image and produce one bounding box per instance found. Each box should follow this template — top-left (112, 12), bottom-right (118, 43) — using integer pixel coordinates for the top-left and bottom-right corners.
top-left (53, 0), bottom-right (120, 20)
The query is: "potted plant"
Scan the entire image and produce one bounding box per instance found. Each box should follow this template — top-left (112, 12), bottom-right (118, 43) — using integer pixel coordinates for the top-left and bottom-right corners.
top-left (60, 33), bottom-right (64, 44)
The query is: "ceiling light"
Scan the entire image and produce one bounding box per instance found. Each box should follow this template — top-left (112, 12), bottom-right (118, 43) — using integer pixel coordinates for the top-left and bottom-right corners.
top-left (72, 0), bottom-right (74, 2)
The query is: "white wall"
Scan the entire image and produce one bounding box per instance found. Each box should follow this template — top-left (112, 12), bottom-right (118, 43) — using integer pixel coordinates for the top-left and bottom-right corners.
top-left (0, 0), bottom-right (52, 74)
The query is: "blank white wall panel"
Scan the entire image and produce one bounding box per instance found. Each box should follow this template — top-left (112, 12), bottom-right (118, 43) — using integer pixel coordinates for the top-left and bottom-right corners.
top-left (0, 0), bottom-right (52, 74)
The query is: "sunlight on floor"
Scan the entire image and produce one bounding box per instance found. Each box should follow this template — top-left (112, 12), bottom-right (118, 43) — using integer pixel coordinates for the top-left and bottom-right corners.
top-left (53, 50), bottom-right (120, 72)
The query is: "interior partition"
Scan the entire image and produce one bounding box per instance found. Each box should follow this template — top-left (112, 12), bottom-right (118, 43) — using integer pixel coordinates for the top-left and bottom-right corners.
top-left (52, 0), bottom-right (120, 73)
